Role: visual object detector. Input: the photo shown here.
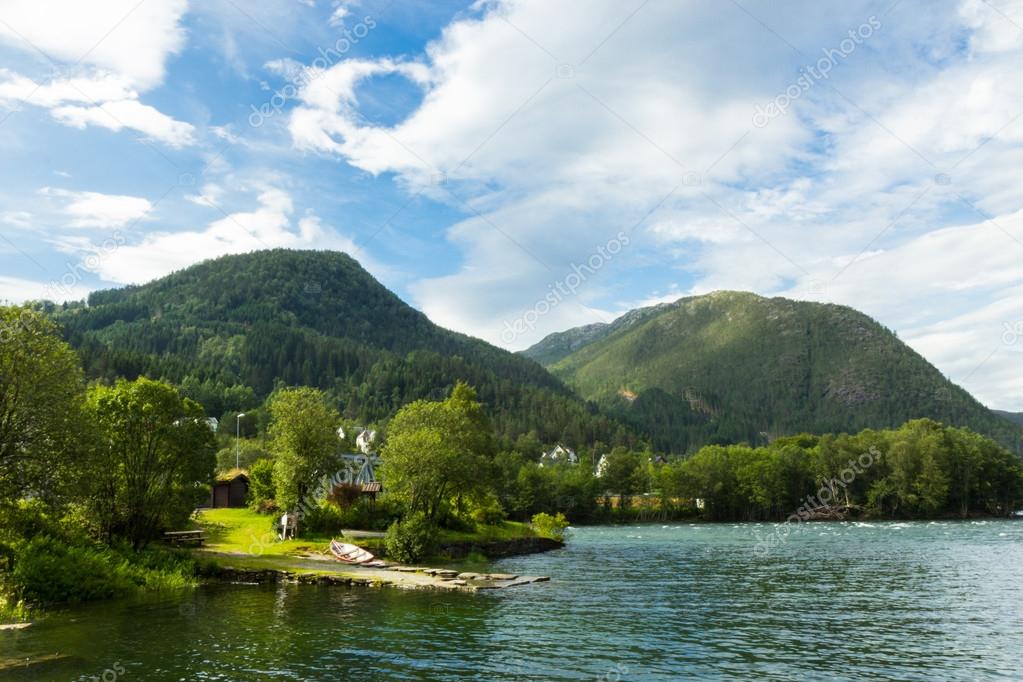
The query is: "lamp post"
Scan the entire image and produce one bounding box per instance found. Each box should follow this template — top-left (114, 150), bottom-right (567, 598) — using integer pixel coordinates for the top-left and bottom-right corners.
top-left (235, 413), bottom-right (246, 469)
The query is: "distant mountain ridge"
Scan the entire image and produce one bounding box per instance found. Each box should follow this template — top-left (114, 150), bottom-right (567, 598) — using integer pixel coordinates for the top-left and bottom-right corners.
top-left (53, 250), bottom-right (631, 447)
top-left (523, 291), bottom-right (1023, 453)
top-left (995, 410), bottom-right (1023, 427)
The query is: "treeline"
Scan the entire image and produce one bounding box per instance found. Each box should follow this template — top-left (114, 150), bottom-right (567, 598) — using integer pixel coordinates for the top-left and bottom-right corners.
top-left (568, 420), bottom-right (1023, 522)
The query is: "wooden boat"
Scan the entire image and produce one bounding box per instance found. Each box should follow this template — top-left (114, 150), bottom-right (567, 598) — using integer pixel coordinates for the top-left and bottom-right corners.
top-left (330, 540), bottom-right (377, 564)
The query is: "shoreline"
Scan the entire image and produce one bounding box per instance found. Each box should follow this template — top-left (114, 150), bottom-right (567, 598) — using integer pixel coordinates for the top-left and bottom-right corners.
top-left (200, 551), bottom-right (552, 591)
top-left (196, 536), bottom-right (563, 592)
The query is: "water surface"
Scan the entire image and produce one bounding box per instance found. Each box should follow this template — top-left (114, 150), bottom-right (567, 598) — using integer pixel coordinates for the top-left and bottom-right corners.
top-left (3, 521), bottom-right (1022, 680)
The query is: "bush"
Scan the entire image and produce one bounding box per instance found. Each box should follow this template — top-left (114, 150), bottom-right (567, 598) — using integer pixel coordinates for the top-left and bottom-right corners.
top-left (468, 492), bottom-right (507, 526)
top-left (248, 458), bottom-right (276, 510)
top-left (11, 535), bottom-right (196, 605)
top-left (335, 497), bottom-right (402, 532)
top-left (384, 513), bottom-right (437, 564)
top-left (302, 500), bottom-right (345, 535)
top-left (531, 512), bottom-right (569, 541)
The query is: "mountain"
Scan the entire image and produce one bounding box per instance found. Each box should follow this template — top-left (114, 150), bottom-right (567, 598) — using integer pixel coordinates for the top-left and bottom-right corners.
top-left (995, 410), bottom-right (1023, 427)
top-left (523, 291), bottom-right (1023, 454)
top-left (52, 250), bottom-right (631, 447)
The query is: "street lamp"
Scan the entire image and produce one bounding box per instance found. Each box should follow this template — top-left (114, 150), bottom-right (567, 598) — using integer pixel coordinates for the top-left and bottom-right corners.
top-left (235, 413), bottom-right (247, 469)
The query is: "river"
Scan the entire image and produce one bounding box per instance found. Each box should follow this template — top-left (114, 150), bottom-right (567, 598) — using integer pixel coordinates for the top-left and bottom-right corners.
top-left (3, 520), bottom-right (1022, 680)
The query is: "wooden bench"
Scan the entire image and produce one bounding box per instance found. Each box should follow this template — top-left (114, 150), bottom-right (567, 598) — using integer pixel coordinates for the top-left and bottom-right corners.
top-left (164, 530), bottom-right (206, 547)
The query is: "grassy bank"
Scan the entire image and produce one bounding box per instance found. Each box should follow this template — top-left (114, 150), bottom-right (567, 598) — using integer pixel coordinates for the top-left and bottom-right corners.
top-left (195, 508), bottom-right (539, 563)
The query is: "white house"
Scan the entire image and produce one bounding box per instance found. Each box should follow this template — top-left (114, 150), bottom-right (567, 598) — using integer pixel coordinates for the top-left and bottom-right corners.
top-left (539, 444), bottom-right (578, 467)
top-left (337, 425), bottom-right (347, 440)
top-left (356, 428), bottom-right (378, 454)
top-left (595, 453), bottom-right (610, 477)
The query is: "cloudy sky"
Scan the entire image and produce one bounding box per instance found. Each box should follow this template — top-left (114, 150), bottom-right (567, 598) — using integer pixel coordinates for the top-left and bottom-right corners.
top-left (1, 0), bottom-right (1022, 409)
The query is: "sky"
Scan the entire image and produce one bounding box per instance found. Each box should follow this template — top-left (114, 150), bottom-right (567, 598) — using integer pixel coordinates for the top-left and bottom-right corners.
top-left (1, 0), bottom-right (1022, 409)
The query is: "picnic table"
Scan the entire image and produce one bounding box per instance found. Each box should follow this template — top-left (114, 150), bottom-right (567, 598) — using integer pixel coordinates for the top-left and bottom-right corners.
top-left (163, 530), bottom-right (205, 547)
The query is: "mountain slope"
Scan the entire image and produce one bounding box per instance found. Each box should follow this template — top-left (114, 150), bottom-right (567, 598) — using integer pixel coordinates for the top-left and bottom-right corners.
top-left (54, 250), bottom-right (631, 446)
top-left (995, 410), bottom-right (1023, 427)
top-left (523, 291), bottom-right (1023, 453)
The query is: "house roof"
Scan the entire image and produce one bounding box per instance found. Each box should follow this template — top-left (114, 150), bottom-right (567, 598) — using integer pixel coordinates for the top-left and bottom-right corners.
top-left (215, 471), bottom-right (250, 484)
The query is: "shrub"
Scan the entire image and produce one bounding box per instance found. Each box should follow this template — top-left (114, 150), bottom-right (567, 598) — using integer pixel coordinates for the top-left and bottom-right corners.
top-left (384, 512), bottom-right (437, 564)
top-left (10, 536), bottom-right (197, 605)
top-left (302, 500), bottom-right (344, 535)
top-left (468, 492), bottom-right (507, 526)
top-left (531, 512), bottom-right (570, 541)
top-left (248, 458), bottom-right (276, 510)
top-left (13, 535), bottom-right (134, 604)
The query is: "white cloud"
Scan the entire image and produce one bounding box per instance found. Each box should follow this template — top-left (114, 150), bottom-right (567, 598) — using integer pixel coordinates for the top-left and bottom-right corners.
top-left (0, 70), bottom-right (196, 147)
top-left (94, 188), bottom-right (381, 285)
top-left (0, 275), bottom-right (90, 304)
top-left (40, 187), bottom-right (153, 228)
top-left (283, 0), bottom-right (1023, 407)
top-left (51, 98), bottom-right (195, 147)
top-left (0, 1), bottom-right (194, 145)
top-left (0, 0), bottom-right (188, 90)
top-left (0, 211), bottom-right (31, 228)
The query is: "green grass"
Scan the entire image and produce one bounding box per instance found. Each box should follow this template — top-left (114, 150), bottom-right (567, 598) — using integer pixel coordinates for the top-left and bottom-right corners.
top-left (195, 508), bottom-right (537, 561)
top-left (437, 521), bottom-right (536, 543)
top-left (195, 508), bottom-right (335, 557)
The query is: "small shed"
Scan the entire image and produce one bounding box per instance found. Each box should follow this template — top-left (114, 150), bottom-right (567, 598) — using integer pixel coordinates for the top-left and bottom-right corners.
top-left (209, 473), bottom-right (250, 508)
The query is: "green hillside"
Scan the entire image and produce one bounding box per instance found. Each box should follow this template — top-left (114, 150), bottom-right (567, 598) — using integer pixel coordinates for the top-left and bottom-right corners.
top-left (524, 291), bottom-right (1023, 454)
top-left (51, 250), bottom-right (631, 447)
top-left (995, 410), bottom-right (1023, 427)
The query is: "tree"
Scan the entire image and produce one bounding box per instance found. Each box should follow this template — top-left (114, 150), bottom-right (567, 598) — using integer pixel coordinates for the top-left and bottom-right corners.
top-left (600, 447), bottom-right (646, 508)
top-left (380, 382), bottom-right (492, 521)
top-left (0, 306), bottom-right (85, 505)
top-left (267, 387), bottom-right (340, 511)
top-left (84, 377), bottom-right (216, 547)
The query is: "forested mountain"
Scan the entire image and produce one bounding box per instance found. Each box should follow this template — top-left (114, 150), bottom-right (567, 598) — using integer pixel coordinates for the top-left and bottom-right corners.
top-left (50, 250), bottom-right (632, 448)
top-left (523, 291), bottom-right (1023, 454)
top-left (995, 410), bottom-right (1023, 427)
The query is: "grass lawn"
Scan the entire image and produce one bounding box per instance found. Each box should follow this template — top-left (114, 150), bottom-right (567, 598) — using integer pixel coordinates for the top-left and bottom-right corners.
top-left (194, 508), bottom-right (334, 557)
top-left (194, 508), bottom-right (538, 559)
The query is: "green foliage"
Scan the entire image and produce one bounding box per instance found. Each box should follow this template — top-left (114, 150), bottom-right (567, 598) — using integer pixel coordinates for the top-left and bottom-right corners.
top-left (466, 492), bottom-right (507, 526)
top-left (0, 306), bottom-right (86, 505)
top-left (216, 441), bottom-right (269, 472)
top-left (675, 419), bottom-right (1023, 521)
top-left (302, 500), bottom-right (345, 535)
top-left (599, 447), bottom-right (650, 507)
top-left (528, 292), bottom-right (1023, 454)
top-left (83, 377), bottom-right (216, 548)
top-left (384, 512), bottom-right (437, 563)
top-left (11, 535), bottom-right (196, 605)
top-left (531, 512), bottom-right (569, 541)
top-left (495, 453), bottom-right (601, 523)
top-left (267, 387), bottom-right (340, 511)
top-left (380, 383), bottom-right (493, 521)
top-left (53, 250), bottom-right (633, 450)
top-left (247, 458), bottom-right (276, 511)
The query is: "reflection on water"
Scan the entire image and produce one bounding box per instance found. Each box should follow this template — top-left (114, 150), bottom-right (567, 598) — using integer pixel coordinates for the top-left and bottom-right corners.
top-left (2, 521), bottom-right (1022, 681)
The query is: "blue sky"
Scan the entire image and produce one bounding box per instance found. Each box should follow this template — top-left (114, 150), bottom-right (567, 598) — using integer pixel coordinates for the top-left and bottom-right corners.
top-left (1, 0), bottom-right (1023, 409)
